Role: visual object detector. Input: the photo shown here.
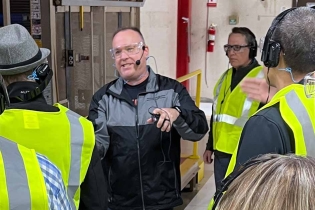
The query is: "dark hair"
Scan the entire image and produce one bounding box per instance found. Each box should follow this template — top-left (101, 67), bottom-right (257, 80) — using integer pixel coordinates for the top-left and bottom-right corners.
top-left (229, 27), bottom-right (256, 47)
top-left (112, 27), bottom-right (145, 44)
top-left (272, 7), bottom-right (315, 75)
top-left (229, 27), bottom-right (257, 58)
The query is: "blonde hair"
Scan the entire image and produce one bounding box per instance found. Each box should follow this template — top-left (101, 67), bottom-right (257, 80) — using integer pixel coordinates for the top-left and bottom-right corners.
top-left (217, 154), bottom-right (315, 210)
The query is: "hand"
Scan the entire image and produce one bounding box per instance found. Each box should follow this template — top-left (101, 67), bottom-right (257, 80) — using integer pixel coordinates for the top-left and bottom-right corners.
top-left (240, 78), bottom-right (278, 103)
top-left (203, 150), bottom-right (213, 164)
top-left (147, 108), bottom-right (180, 132)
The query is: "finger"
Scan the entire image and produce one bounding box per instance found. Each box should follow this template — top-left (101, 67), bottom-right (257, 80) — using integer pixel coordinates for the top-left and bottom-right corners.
top-left (242, 83), bottom-right (261, 93)
top-left (165, 120), bottom-right (171, 132)
top-left (156, 111), bottom-right (168, 128)
top-left (161, 119), bottom-right (171, 132)
top-left (241, 82), bottom-right (260, 91)
top-left (203, 155), bottom-right (209, 164)
top-left (241, 78), bottom-right (262, 89)
top-left (247, 93), bottom-right (261, 101)
top-left (207, 154), bottom-right (211, 163)
top-left (204, 155), bottom-right (208, 163)
top-left (241, 85), bottom-right (259, 93)
top-left (147, 118), bottom-right (154, 123)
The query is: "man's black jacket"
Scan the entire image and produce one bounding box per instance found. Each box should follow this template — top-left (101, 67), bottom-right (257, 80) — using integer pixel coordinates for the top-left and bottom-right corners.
top-left (234, 103), bottom-right (294, 169)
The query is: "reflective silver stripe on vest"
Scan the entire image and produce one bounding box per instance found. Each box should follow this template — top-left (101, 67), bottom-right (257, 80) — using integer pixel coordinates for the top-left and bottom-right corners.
top-left (214, 114), bottom-right (248, 127)
top-left (0, 136), bottom-right (31, 210)
top-left (214, 96), bottom-right (252, 128)
top-left (213, 70), bottom-right (264, 127)
top-left (66, 110), bottom-right (84, 209)
top-left (285, 90), bottom-right (315, 157)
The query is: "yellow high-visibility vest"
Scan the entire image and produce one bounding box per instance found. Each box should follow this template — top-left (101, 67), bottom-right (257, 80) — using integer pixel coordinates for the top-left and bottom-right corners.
top-left (212, 66), bottom-right (263, 154)
top-left (208, 84), bottom-right (315, 210)
top-left (0, 103), bottom-right (95, 209)
top-left (0, 136), bottom-right (49, 210)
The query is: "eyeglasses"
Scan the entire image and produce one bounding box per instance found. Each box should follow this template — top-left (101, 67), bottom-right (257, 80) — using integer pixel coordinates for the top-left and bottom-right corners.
top-left (223, 44), bottom-right (250, 53)
top-left (110, 42), bottom-right (144, 59)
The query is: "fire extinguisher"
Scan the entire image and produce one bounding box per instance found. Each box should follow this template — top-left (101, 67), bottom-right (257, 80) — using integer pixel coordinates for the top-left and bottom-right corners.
top-left (207, 24), bottom-right (216, 52)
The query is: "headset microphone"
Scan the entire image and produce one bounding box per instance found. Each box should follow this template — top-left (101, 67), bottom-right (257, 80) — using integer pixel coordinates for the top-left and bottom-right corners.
top-left (136, 46), bottom-right (146, 65)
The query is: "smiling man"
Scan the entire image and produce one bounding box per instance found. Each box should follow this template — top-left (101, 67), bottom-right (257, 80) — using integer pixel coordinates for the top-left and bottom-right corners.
top-left (88, 27), bottom-right (208, 210)
top-left (203, 27), bottom-right (263, 190)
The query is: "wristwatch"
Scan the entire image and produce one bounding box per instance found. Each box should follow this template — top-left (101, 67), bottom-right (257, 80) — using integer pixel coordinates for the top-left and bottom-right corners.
top-left (173, 106), bottom-right (182, 114)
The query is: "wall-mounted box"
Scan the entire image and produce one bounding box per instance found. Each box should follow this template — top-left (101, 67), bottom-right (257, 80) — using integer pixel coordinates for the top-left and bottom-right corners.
top-left (229, 15), bottom-right (239, 25)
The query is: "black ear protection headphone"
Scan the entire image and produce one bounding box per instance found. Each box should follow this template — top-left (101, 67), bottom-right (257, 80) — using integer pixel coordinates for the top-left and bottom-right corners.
top-left (211, 157), bottom-right (273, 209)
top-left (225, 28), bottom-right (258, 59)
top-left (10, 63), bottom-right (53, 102)
top-left (0, 74), bottom-right (10, 114)
top-left (248, 30), bottom-right (258, 59)
top-left (261, 6), bottom-right (315, 68)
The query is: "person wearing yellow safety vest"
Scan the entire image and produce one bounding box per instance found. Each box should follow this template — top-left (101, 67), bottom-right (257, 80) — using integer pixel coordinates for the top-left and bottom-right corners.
top-left (0, 24), bottom-right (107, 210)
top-left (203, 27), bottom-right (264, 190)
top-left (208, 6), bottom-right (315, 210)
top-left (0, 74), bottom-right (71, 209)
top-left (0, 136), bottom-right (72, 210)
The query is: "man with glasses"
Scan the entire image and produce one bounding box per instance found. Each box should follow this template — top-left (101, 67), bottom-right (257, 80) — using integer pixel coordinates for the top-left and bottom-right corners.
top-left (203, 27), bottom-right (263, 190)
top-left (88, 27), bottom-right (208, 210)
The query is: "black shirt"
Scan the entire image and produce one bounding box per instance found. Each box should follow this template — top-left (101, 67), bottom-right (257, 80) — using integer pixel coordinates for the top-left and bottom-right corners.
top-left (123, 77), bottom-right (148, 105)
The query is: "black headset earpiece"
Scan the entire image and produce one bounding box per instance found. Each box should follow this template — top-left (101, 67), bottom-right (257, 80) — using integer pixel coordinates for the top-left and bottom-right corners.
top-left (245, 29), bottom-right (257, 59)
top-left (135, 45), bottom-right (146, 65)
top-left (10, 63), bottom-right (53, 102)
top-left (249, 39), bottom-right (258, 59)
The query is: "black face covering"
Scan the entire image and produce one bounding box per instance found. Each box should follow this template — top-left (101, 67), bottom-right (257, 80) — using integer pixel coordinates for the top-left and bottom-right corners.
top-left (7, 81), bottom-right (42, 103)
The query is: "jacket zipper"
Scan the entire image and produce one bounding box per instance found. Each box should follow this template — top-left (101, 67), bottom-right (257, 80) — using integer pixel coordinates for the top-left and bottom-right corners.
top-left (108, 166), bottom-right (113, 202)
top-left (173, 162), bottom-right (180, 198)
top-left (135, 103), bottom-right (146, 210)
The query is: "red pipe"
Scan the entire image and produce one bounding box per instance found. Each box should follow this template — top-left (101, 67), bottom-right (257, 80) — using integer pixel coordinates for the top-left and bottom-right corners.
top-left (176, 0), bottom-right (191, 89)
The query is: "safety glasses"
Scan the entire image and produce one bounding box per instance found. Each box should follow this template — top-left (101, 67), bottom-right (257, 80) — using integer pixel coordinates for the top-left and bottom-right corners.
top-left (223, 44), bottom-right (250, 53)
top-left (110, 42), bottom-right (144, 59)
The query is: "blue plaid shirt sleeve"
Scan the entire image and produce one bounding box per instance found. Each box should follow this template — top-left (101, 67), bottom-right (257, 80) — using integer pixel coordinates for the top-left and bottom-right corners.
top-left (36, 154), bottom-right (72, 210)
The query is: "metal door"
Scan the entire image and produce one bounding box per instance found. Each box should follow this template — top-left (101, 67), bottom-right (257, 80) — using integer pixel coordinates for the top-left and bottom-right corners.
top-left (54, 6), bottom-right (134, 116)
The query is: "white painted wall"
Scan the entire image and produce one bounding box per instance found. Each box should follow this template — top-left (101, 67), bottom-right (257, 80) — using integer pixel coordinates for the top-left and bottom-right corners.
top-left (140, 0), bottom-right (178, 79)
top-left (190, 0), bottom-right (292, 100)
top-left (140, 0), bottom-right (292, 100)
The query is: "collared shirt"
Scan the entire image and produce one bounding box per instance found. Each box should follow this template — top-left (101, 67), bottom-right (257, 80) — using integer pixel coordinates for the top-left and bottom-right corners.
top-left (37, 154), bottom-right (72, 210)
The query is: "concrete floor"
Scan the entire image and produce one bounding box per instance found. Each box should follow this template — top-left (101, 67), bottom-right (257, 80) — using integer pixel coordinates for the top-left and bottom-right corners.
top-left (174, 163), bottom-right (215, 210)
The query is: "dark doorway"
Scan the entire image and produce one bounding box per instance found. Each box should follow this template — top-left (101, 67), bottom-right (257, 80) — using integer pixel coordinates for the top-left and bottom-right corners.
top-left (292, 0), bottom-right (315, 7)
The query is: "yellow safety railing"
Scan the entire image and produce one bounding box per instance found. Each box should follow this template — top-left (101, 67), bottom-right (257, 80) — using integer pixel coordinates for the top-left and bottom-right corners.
top-left (176, 69), bottom-right (202, 159)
